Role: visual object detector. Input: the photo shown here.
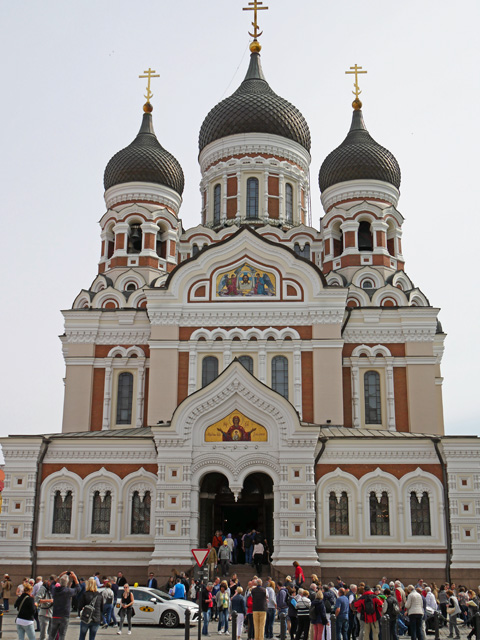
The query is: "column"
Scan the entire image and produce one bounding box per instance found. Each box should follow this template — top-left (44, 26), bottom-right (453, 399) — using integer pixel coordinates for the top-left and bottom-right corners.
top-left (293, 343), bottom-right (302, 418)
top-left (258, 342), bottom-right (267, 384)
top-left (263, 170), bottom-right (269, 221)
top-left (113, 222), bottom-right (129, 256)
top-left (135, 361), bottom-right (146, 427)
top-left (385, 358), bottom-right (396, 431)
top-left (222, 173), bottom-right (228, 224)
top-left (188, 345), bottom-right (197, 395)
top-left (371, 220), bottom-right (388, 253)
top-left (236, 170), bottom-right (242, 222)
top-left (279, 173), bottom-right (285, 223)
top-left (102, 359), bottom-right (113, 430)
top-left (340, 220), bottom-right (359, 253)
top-left (351, 361), bottom-right (361, 427)
top-left (140, 221), bottom-right (160, 258)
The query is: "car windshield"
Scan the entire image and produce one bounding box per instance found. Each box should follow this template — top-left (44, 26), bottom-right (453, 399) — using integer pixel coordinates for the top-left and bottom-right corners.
top-left (149, 588), bottom-right (172, 601)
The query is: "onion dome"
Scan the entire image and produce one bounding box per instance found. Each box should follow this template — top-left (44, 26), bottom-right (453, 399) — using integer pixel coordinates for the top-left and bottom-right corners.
top-left (104, 108), bottom-right (184, 196)
top-left (199, 51), bottom-right (311, 153)
top-left (319, 108), bottom-right (401, 192)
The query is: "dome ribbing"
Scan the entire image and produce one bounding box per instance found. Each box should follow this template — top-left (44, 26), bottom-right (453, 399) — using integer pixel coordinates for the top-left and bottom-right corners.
top-left (319, 109), bottom-right (400, 192)
top-left (104, 112), bottom-right (184, 195)
top-left (199, 52), bottom-right (311, 153)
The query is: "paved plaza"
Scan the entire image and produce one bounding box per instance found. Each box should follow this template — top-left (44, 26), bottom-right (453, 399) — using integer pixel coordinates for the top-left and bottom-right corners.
top-left (1, 612), bottom-right (474, 640)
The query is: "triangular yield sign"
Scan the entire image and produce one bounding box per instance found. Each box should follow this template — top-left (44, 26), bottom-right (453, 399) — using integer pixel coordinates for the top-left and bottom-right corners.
top-left (192, 548), bottom-right (210, 567)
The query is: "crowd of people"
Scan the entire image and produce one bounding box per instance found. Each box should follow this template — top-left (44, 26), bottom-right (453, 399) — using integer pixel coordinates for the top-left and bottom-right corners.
top-left (1, 570), bottom-right (136, 640)
top-left (196, 569), bottom-right (480, 640)
top-left (2, 568), bottom-right (480, 640)
top-left (206, 529), bottom-right (271, 573)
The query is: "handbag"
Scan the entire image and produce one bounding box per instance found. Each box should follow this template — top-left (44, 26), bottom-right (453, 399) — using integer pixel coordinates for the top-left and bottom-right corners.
top-left (80, 594), bottom-right (100, 624)
top-left (447, 606), bottom-right (456, 615)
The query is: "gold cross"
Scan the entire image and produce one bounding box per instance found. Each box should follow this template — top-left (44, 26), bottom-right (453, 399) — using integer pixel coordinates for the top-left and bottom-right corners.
top-left (345, 64), bottom-right (368, 99)
top-left (139, 68), bottom-right (160, 103)
top-left (243, 0), bottom-right (268, 40)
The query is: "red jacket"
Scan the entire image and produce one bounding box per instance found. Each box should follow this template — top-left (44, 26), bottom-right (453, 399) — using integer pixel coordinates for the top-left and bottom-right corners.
top-left (354, 591), bottom-right (383, 623)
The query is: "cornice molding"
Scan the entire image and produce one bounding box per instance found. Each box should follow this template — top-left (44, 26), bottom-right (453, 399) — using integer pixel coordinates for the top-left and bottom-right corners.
top-left (64, 329), bottom-right (151, 344)
top-left (343, 327), bottom-right (436, 343)
top-left (149, 309), bottom-right (344, 326)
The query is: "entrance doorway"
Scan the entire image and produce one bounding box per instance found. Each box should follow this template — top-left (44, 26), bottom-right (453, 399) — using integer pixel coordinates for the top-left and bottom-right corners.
top-left (199, 472), bottom-right (274, 553)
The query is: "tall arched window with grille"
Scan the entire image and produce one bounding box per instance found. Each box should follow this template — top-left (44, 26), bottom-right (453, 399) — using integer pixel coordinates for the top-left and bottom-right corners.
top-left (358, 221), bottom-right (373, 251)
top-left (213, 184), bottom-right (221, 226)
top-left (364, 371), bottom-right (381, 424)
top-left (91, 490), bottom-right (112, 535)
top-left (369, 491), bottom-right (390, 535)
top-left (410, 491), bottom-right (431, 535)
top-left (329, 491), bottom-right (349, 535)
top-left (52, 490), bottom-right (73, 534)
top-left (272, 355), bottom-right (288, 399)
top-left (285, 183), bottom-right (293, 223)
top-left (238, 355), bottom-right (254, 374)
top-left (246, 177), bottom-right (259, 219)
top-left (131, 490), bottom-right (151, 535)
top-left (202, 356), bottom-right (218, 387)
top-left (116, 372), bottom-right (133, 425)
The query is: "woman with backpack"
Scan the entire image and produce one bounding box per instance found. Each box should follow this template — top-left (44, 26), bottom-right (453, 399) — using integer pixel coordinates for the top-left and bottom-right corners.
top-left (287, 586), bottom-right (298, 640)
top-left (101, 581), bottom-right (115, 629)
top-left (382, 588), bottom-right (399, 640)
top-left (310, 590), bottom-right (328, 640)
top-left (77, 577), bottom-right (103, 640)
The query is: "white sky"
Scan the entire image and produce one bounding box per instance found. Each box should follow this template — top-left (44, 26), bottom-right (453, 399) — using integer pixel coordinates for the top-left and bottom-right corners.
top-left (0, 0), bottom-right (479, 451)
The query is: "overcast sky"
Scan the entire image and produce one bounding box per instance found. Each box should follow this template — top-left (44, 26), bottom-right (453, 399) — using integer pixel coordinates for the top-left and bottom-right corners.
top-left (0, 0), bottom-right (479, 454)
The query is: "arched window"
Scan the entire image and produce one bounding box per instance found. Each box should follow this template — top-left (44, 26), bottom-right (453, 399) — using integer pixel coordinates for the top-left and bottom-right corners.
top-left (213, 184), bottom-right (221, 226)
top-left (116, 372), bottom-right (133, 425)
top-left (91, 490), bottom-right (112, 535)
top-left (361, 279), bottom-right (375, 289)
top-left (369, 491), bottom-right (390, 535)
top-left (246, 177), bottom-right (259, 219)
top-left (156, 230), bottom-right (165, 258)
top-left (131, 490), bottom-right (151, 535)
top-left (127, 223), bottom-right (142, 254)
top-left (272, 356), bottom-right (288, 399)
top-left (202, 356), bottom-right (218, 387)
top-left (410, 491), bottom-right (431, 536)
top-left (364, 371), bottom-right (381, 424)
top-left (285, 183), bottom-right (293, 223)
top-left (238, 355), bottom-right (253, 374)
top-left (294, 243), bottom-right (310, 259)
top-left (52, 490), bottom-right (72, 534)
top-left (192, 244), bottom-right (200, 257)
top-left (358, 221), bottom-right (373, 251)
top-left (329, 491), bottom-right (349, 535)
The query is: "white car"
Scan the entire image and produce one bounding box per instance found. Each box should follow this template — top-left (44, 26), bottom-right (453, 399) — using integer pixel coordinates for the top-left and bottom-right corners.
top-left (116, 586), bottom-right (199, 628)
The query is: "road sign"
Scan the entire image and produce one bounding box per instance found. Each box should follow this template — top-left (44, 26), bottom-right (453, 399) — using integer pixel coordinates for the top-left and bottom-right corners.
top-left (192, 548), bottom-right (209, 567)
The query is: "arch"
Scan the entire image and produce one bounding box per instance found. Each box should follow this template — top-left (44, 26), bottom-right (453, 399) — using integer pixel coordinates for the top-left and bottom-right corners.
top-left (238, 355), bottom-right (254, 374)
top-left (351, 344), bottom-right (392, 359)
top-left (352, 269), bottom-right (383, 290)
top-left (358, 220), bottom-right (373, 251)
top-left (371, 287), bottom-right (407, 307)
top-left (316, 469), bottom-right (357, 541)
top-left (127, 221), bottom-right (143, 254)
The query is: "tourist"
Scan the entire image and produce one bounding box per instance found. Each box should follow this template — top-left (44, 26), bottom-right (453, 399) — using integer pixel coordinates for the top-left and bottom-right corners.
top-left (253, 539), bottom-right (265, 576)
top-left (218, 540), bottom-right (232, 577)
top-left (35, 576), bottom-right (54, 640)
top-left (293, 561), bottom-right (305, 588)
top-left (15, 582), bottom-right (36, 640)
top-left (231, 586), bottom-right (247, 640)
top-left (265, 579), bottom-right (276, 639)
top-left (353, 585), bottom-right (383, 640)
top-left (311, 591), bottom-right (328, 640)
top-left (117, 583), bottom-right (134, 635)
top-left (335, 587), bottom-right (350, 640)
top-left (77, 577), bottom-right (103, 640)
top-left (446, 588), bottom-right (461, 639)
top-left (405, 585), bottom-right (425, 640)
top-left (48, 571), bottom-right (80, 640)
top-left (101, 581), bottom-right (115, 629)
top-left (216, 580), bottom-right (230, 635)
top-left (295, 588), bottom-right (311, 640)
top-left (200, 581), bottom-right (214, 637)
top-left (1, 574), bottom-right (12, 612)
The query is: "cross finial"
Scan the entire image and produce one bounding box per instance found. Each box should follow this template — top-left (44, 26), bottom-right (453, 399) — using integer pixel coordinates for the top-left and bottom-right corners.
top-left (345, 64), bottom-right (368, 110)
top-left (139, 68), bottom-right (160, 111)
top-left (243, 0), bottom-right (269, 52)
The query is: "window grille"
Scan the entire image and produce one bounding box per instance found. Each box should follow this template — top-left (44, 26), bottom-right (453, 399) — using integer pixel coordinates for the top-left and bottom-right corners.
top-left (369, 491), bottom-right (390, 535)
top-left (358, 221), bottom-right (373, 251)
top-left (246, 178), bottom-right (259, 219)
top-left (192, 244), bottom-right (199, 256)
top-left (91, 490), bottom-right (112, 535)
top-left (329, 491), bottom-right (349, 535)
top-left (364, 371), bottom-right (381, 424)
top-left (285, 183), bottom-right (293, 223)
top-left (116, 372), bottom-right (133, 425)
top-left (213, 184), bottom-right (221, 226)
top-left (238, 355), bottom-right (253, 374)
top-left (202, 356), bottom-right (218, 387)
top-left (272, 355), bottom-right (288, 399)
top-left (131, 491), bottom-right (151, 535)
top-left (410, 491), bottom-right (431, 535)
top-left (52, 490), bottom-right (72, 534)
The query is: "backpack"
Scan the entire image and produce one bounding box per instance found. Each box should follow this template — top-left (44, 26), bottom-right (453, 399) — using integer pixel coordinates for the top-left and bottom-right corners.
top-left (387, 596), bottom-right (400, 618)
top-left (364, 594), bottom-right (375, 616)
top-left (290, 597), bottom-right (297, 608)
top-left (244, 535), bottom-right (252, 549)
top-left (309, 604), bottom-right (317, 621)
top-left (324, 597), bottom-right (333, 614)
top-left (81, 594), bottom-right (99, 624)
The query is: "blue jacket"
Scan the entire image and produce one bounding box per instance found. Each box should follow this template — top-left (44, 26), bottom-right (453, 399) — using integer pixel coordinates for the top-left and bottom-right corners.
top-left (231, 594), bottom-right (247, 614)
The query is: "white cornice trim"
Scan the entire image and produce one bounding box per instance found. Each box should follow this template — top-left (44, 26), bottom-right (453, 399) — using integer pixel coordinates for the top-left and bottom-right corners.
top-left (149, 307), bottom-right (344, 326)
top-left (321, 179), bottom-right (400, 211)
top-left (104, 181), bottom-right (182, 211)
top-left (199, 132), bottom-right (311, 174)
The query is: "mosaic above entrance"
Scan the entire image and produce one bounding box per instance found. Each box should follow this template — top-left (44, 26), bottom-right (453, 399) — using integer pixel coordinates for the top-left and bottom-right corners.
top-left (216, 262), bottom-right (276, 298)
top-left (205, 410), bottom-right (268, 442)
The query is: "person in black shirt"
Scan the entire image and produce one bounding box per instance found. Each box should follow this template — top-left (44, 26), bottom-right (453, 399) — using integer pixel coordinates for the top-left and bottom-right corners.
top-left (15, 582), bottom-right (36, 640)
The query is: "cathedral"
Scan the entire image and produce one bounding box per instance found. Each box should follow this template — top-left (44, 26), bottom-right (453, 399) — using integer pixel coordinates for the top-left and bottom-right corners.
top-left (1, 12), bottom-right (479, 586)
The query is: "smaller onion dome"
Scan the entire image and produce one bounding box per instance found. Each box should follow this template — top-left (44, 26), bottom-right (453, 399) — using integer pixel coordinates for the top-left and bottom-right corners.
top-left (199, 52), bottom-right (311, 153)
top-left (104, 109), bottom-right (184, 196)
top-left (319, 109), bottom-right (401, 192)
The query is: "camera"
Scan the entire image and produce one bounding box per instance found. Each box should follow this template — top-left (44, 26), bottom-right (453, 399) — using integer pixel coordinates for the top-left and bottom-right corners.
top-left (66, 571), bottom-right (71, 576)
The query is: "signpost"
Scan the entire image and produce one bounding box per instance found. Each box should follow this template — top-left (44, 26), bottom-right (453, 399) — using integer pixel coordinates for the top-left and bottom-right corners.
top-left (191, 549), bottom-right (210, 640)
top-left (191, 548), bottom-right (209, 567)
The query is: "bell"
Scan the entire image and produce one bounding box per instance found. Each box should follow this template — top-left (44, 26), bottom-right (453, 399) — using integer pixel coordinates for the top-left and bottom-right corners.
top-left (130, 226), bottom-right (141, 240)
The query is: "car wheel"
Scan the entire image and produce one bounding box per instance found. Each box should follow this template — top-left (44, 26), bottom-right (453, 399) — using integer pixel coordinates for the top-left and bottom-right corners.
top-left (161, 609), bottom-right (180, 628)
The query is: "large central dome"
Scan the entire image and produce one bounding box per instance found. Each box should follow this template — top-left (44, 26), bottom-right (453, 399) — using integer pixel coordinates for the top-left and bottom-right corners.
top-left (199, 52), bottom-right (311, 153)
